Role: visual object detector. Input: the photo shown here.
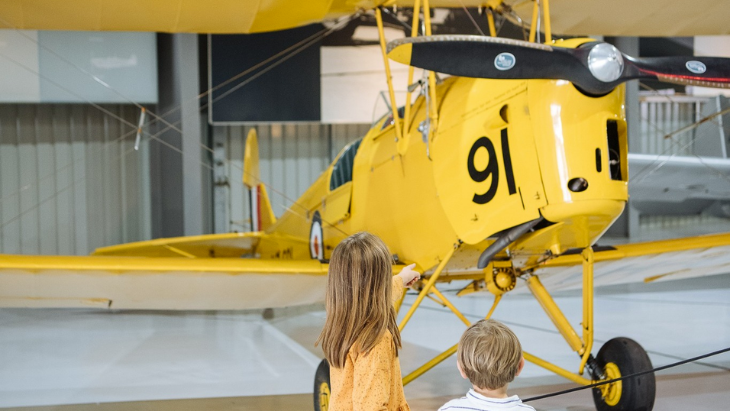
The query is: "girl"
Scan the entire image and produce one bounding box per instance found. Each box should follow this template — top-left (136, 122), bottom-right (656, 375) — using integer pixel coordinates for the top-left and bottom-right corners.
top-left (317, 232), bottom-right (420, 411)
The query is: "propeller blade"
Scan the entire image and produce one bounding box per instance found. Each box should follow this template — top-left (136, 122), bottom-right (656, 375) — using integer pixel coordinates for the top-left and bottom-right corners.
top-left (387, 35), bottom-right (580, 81)
top-left (626, 56), bottom-right (730, 89)
top-left (387, 36), bottom-right (730, 95)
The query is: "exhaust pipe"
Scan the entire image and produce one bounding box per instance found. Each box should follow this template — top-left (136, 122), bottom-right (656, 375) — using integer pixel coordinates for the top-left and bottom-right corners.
top-left (477, 217), bottom-right (544, 269)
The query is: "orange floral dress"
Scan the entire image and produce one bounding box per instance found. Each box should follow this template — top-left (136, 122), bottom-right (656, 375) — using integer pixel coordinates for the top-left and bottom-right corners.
top-left (328, 276), bottom-right (410, 411)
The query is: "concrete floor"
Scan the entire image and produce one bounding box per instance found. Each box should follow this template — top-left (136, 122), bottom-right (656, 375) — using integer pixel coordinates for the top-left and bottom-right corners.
top-left (1, 272), bottom-right (728, 411)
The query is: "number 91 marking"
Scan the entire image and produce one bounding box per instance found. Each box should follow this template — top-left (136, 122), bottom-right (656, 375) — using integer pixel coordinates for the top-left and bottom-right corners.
top-left (467, 129), bottom-right (516, 204)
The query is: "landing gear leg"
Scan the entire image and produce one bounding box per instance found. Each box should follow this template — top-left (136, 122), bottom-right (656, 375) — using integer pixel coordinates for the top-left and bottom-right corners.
top-left (526, 246), bottom-right (656, 410)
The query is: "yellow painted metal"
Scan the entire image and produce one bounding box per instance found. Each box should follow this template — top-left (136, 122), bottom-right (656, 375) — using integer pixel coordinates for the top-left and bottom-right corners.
top-left (93, 232), bottom-right (262, 258)
top-left (402, 343), bottom-right (458, 386)
top-left (543, 0), bottom-right (552, 43)
top-left (319, 382), bottom-right (331, 411)
top-left (401, 0), bottom-right (421, 145)
top-left (402, 290), bottom-right (501, 386)
top-left (243, 129), bottom-right (260, 188)
top-left (486, 295), bottom-right (501, 319)
top-left (322, 182), bottom-right (353, 224)
top-left (526, 275), bottom-right (584, 353)
top-left (243, 129), bottom-right (277, 230)
top-left (579, 246), bottom-right (594, 375)
top-left (538, 232), bottom-right (730, 269)
top-left (485, 261), bottom-right (517, 295)
top-left (163, 245), bottom-right (196, 259)
top-left (255, 185), bottom-right (278, 231)
top-left (601, 362), bottom-right (622, 405)
top-left (431, 286), bottom-right (471, 327)
top-left (0, 253), bottom-right (329, 274)
top-left (375, 7), bottom-right (404, 146)
top-left (422, 0), bottom-right (439, 138)
top-left (398, 245), bottom-right (457, 332)
top-left (433, 79), bottom-right (546, 244)
top-left (529, 0), bottom-right (539, 42)
top-left (386, 43), bottom-right (414, 66)
top-left (487, 8), bottom-right (497, 37)
top-left (6, 0), bottom-right (730, 36)
top-left (523, 352), bottom-right (592, 386)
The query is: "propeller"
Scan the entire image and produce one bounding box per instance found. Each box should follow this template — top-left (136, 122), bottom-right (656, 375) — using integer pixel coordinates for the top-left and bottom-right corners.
top-left (387, 36), bottom-right (730, 95)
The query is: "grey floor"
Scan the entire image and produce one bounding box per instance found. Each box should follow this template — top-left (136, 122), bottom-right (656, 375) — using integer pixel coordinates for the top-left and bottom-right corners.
top-left (1, 272), bottom-right (729, 411)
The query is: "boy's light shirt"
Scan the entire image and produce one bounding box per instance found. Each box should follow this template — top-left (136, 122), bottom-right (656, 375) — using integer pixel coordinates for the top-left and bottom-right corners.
top-left (438, 389), bottom-right (536, 411)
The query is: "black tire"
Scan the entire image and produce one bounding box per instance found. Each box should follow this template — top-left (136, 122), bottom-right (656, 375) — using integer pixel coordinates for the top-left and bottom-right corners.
top-left (592, 337), bottom-right (656, 411)
top-left (313, 359), bottom-right (331, 411)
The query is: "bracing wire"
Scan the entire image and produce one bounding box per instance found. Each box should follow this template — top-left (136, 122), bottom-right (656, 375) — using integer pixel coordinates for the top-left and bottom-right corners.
top-left (457, 1), bottom-right (486, 36)
top-left (0, 13), bottom-right (361, 237)
top-left (628, 83), bottom-right (730, 189)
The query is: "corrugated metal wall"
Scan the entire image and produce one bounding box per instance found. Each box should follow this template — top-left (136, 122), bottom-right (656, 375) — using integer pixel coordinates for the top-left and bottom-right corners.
top-left (639, 95), bottom-right (705, 155)
top-left (637, 95), bottom-right (730, 228)
top-left (213, 123), bottom-right (371, 233)
top-left (0, 104), bottom-right (151, 255)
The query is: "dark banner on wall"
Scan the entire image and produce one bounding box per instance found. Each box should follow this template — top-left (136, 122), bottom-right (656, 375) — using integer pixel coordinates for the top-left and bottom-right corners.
top-left (209, 24), bottom-right (322, 124)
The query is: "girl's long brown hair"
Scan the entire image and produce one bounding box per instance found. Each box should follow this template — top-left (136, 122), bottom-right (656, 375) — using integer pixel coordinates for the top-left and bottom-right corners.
top-left (316, 232), bottom-right (401, 368)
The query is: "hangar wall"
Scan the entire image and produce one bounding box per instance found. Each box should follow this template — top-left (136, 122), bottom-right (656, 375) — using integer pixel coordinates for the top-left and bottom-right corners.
top-left (0, 104), bottom-right (151, 255)
top-left (213, 123), bottom-right (371, 234)
top-left (639, 95), bottom-right (703, 156)
top-left (0, 105), bottom-right (372, 254)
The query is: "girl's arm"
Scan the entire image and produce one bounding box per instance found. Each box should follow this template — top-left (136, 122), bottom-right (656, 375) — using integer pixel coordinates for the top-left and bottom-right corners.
top-left (352, 334), bottom-right (394, 411)
top-left (392, 263), bottom-right (420, 303)
top-left (391, 275), bottom-right (404, 304)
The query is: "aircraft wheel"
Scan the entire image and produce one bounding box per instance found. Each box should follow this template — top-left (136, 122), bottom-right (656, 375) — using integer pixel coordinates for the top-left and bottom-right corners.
top-left (591, 337), bottom-right (656, 411)
top-left (313, 359), bottom-right (331, 411)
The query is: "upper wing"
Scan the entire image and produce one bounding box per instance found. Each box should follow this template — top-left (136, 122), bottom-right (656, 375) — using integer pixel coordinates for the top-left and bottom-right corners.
top-left (6, 0), bottom-right (726, 36)
top-left (508, 0), bottom-right (730, 36)
top-left (0, 0), bottom-right (481, 34)
top-left (529, 232), bottom-right (730, 292)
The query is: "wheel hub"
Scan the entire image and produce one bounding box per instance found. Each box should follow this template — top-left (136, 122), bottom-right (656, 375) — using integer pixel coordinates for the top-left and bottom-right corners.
top-left (599, 362), bottom-right (622, 406)
top-left (318, 382), bottom-right (331, 411)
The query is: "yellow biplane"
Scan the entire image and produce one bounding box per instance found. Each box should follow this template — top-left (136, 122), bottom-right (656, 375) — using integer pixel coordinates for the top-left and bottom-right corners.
top-left (2, 1), bottom-right (730, 410)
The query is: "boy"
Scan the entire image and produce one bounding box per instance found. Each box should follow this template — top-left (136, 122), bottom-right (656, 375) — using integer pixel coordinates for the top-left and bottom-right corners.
top-left (439, 319), bottom-right (535, 411)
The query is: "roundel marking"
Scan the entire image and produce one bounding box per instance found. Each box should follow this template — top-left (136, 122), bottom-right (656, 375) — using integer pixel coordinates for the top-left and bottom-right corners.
top-left (494, 52), bottom-right (516, 71)
top-left (310, 211), bottom-right (324, 260)
top-left (686, 60), bottom-right (707, 74)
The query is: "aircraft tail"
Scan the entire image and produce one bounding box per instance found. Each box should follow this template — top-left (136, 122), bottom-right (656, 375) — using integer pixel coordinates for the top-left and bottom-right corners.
top-left (243, 129), bottom-right (277, 232)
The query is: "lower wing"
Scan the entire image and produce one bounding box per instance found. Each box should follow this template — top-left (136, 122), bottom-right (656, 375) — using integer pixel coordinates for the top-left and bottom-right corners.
top-left (0, 232), bottom-right (327, 310)
top-left (529, 232), bottom-right (730, 292)
top-left (435, 232), bottom-right (730, 295)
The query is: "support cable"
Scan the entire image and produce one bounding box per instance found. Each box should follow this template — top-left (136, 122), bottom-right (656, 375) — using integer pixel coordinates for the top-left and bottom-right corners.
top-left (0, 13), bottom-right (359, 237)
top-left (523, 346), bottom-right (730, 403)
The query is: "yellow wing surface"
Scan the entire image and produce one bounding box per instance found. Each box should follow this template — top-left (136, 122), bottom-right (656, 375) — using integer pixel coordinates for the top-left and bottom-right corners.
top-left (2, 0), bottom-right (729, 36)
top-left (2, 232), bottom-right (729, 309)
top-left (523, 232), bottom-right (730, 292)
top-left (92, 232), bottom-right (261, 258)
top-left (0, 232), bottom-right (328, 310)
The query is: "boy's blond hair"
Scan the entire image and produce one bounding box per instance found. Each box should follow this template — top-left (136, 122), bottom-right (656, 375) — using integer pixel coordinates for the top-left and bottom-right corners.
top-left (457, 319), bottom-right (522, 390)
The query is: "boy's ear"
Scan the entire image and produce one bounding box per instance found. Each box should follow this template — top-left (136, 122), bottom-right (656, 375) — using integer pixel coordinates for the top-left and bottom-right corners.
top-left (516, 357), bottom-right (525, 377)
top-left (457, 361), bottom-right (468, 380)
